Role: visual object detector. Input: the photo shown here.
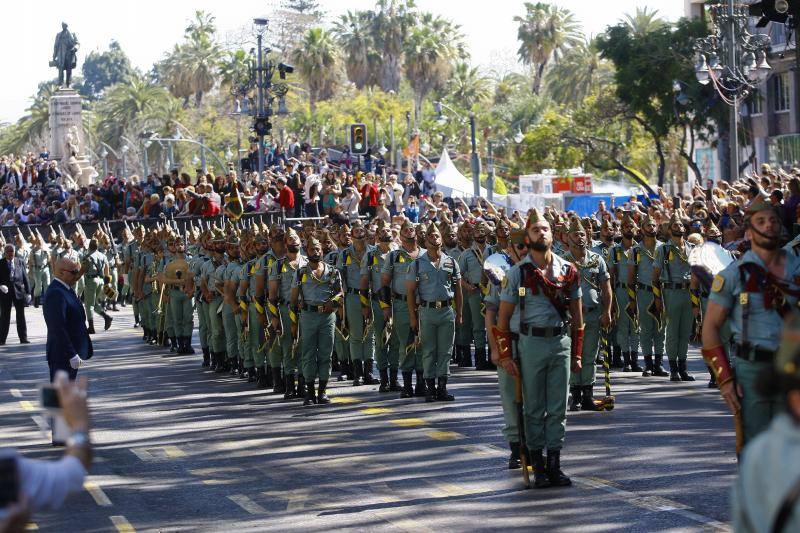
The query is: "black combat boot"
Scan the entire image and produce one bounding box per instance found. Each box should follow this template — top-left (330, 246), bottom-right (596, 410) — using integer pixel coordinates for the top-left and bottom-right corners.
top-left (622, 352), bottom-right (632, 372)
top-left (611, 345), bottom-right (623, 368)
top-left (202, 347), bottom-right (210, 368)
top-left (530, 449), bottom-right (550, 488)
top-left (272, 367), bottom-right (285, 394)
top-left (546, 450), bottom-right (572, 487)
top-left (414, 370), bottom-right (426, 397)
top-left (352, 360), bottom-right (362, 387)
top-left (87, 320), bottom-right (96, 335)
top-left (244, 366), bottom-right (254, 382)
top-left (569, 386), bottom-right (582, 412)
top-left (379, 369), bottom-right (390, 392)
top-left (668, 359), bottom-right (680, 381)
top-left (256, 367), bottom-right (267, 388)
top-left (475, 347), bottom-right (490, 370)
top-left (296, 375), bottom-right (306, 399)
top-left (209, 351), bottom-right (218, 371)
top-left (581, 386), bottom-right (601, 411)
top-left (284, 374), bottom-right (296, 400)
top-left (215, 352), bottom-right (228, 373)
top-left (508, 442), bottom-right (521, 470)
top-left (232, 358), bottom-right (242, 377)
top-left (304, 381), bottom-right (317, 406)
top-left (436, 377), bottom-right (455, 401)
top-left (142, 328), bottom-right (148, 342)
top-left (389, 368), bottom-right (402, 392)
top-left (169, 337), bottom-right (178, 353)
top-left (265, 365), bottom-right (274, 388)
top-left (678, 360), bottom-right (695, 381)
top-left (182, 337), bottom-right (195, 355)
top-left (653, 354), bottom-right (669, 376)
top-left (642, 355), bottom-right (654, 377)
top-left (458, 346), bottom-right (471, 367)
top-left (425, 378), bottom-right (437, 403)
top-left (363, 360), bottom-right (378, 385)
top-left (707, 366), bottom-right (717, 389)
top-left (34, 296), bottom-right (40, 308)
top-left (317, 380), bottom-right (331, 404)
top-left (629, 352), bottom-right (643, 373)
top-left (401, 371), bottom-right (414, 398)
top-left (133, 313), bottom-right (140, 328)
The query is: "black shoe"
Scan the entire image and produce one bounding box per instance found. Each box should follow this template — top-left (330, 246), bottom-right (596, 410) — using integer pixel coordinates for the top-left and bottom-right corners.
top-left (169, 337), bottom-right (178, 353)
top-left (424, 378), bottom-right (437, 403)
top-left (317, 380), bottom-right (330, 404)
top-left (87, 321), bottom-right (96, 335)
top-left (19, 339), bottom-right (30, 344)
top-left (668, 359), bottom-right (680, 382)
top-left (182, 337), bottom-right (195, 354)
top-left (458, 345), bottom-right (471, 367)
top-left (629, 352), bottom-right (643, 373)
top-left (202, 347), bottom-right (211, 367)
top-left (246, 367), bottom-right (256, 383)
top-left (581, 386), bottom-right (601, 411)
top-left (569, 386), bottom-right (582, 412)
top-left (622, 352), bottom-right (632, 372)
top-left (546, 450), bottom-right (572, 487)
top-left (389, 368), bottom-right (401, 392)
top-left (272, 367), bottom-right (285, 394)
top-left (215, 352), bottom-right (229, 373)
top-left (256, 367), bottom-right (268, 388)
top-left (379, 369), bottom-right (390, 392)
top-left (531, 449), bottom-right (550, 488)
top-left (296, 375), bottom-right (306, 400)
top-left (265, 365), bottom-right (274, 388)
top-left (509, 442), bottom-right (521, 470)
top-left (414, 370), bottom-right (426, 397)
top-left (678, 360), bottom-right (696, 381)
top-left (400, 371), bottom-right (414, 398)
top-left (475, 347), bottom-right (491, 370)
top-left (304, 381), bottom-right (317, 406)
top-left (436, 377), bottom-right (455, 401)
top-left (641, 355), bottom-right (653, 377)
top-left (652, 354), bottom-right (669, 377)
top-left (611, 346), bottom-right (623, 369)
top-left (707, 368), bottom-right (717, 389)
top-left (352, 360), bottom-right (362, 387)
top-left (363, 360), bottom-right (378, 385)
top-left (284, 374), bottom-right (296, 400)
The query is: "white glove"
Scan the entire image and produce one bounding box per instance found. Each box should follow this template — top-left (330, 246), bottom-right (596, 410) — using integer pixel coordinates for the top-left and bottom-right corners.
top-left (69, 355), bottom-right (85, 370)
top-left (0, 285), bottom-right (7, 294)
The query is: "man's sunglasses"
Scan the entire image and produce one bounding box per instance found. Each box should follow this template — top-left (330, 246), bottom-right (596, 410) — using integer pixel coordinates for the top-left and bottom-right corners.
top-left (61, 268), bottom-right (81, 275)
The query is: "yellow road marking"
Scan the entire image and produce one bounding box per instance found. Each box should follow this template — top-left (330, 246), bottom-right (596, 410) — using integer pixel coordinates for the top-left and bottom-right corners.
top-left (228, 494), bottom-right (266, 514)
top-left (19, 401), bottom-right (34, 412)
top-left (84, 481), bottom-right (112, 506)
top-left (331, 396), bottom-right (359, 404)
top-left (10, 388), bottom-right (22, 398)
top-left (427, 480), bottom-right (479, 496)
top-left (361, 407), bottom-right (393, 415)
top-left (202, 478), bottom-right (254, 486)
top-left (163, 445), bottom-right (186, 458)
top-left (389, 418), bottom-right (426, 427)
top-left (285, 489), bottom-right (311, 512)
top-left (427, 430), bottom-right (464, 441)
top-left (24, 523), bottom-right (37, 531)
top-left (110, 515), bottom-right (135, 533)
top-left (190, 467), bottom-right (243, 476)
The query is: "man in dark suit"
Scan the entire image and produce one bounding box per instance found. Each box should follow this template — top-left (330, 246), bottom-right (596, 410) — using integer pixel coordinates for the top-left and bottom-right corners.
top-left (43, 257), bottom-right (92, 381)
top-left (0, 243), bottom-right (30, 344)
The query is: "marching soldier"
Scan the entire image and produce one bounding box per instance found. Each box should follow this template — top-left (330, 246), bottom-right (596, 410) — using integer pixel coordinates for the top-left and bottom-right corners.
top-left (458, 221), bottom-right (490, 369)
top-left (653, 212), bottom-right (696, 382)
top-left (627, 214), bottom-right (669, 377)
top-left (28, 231), bottom-right (50, 308)
top-left (381, 221), bottom-right (425, 398)
top-left (244, 229), bottom-right (269, 386)
top-left (204, 230), bottom-right (229, 371)
top-left (136, 234), bottom-right (158, 343)
top-left (563, 217), bottom-right (612, 411)
top-left (80, 239), bottom-right (113, 334)
top-left (407, 224), bottom-right (463, 402)
top-left (222, 235), bottom-right (244, 375)
top-left (162, 235), bottom-right (194, 354)
top-left (608, 214), bottom-right (641, 373)
top-left (265, 226), bottom-right (288, 391)
top-left (290, 237), bottom-right (344, 406)
top-left (592, 219), bottom-right (620, 367)
top-left (702, 198), bottom-right (800, 446)
top-left (453, 222), bottom-right (474, 367)
top-left (188, 230), bottom-right (212, 367)
top-left (495, 208), bottom-right (583, 488)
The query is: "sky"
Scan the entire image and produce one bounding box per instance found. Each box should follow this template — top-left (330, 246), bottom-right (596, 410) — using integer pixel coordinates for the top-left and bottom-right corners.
top-left (1, 0), bottom-right (685, 124)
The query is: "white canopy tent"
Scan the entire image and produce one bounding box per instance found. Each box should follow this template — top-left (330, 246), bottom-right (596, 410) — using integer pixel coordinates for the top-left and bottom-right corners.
top-left (433, 149), bottom-right (488, 200)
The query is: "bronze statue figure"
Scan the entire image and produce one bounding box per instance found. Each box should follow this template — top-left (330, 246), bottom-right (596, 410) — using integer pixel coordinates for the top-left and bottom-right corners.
top-left (51, 22), bottom-right (79, 88)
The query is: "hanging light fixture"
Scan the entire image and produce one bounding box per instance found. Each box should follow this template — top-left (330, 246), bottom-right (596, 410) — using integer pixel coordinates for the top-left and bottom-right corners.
top-left (514, 127), bottom-right (524, 144)
top-left (695, 55), bottom-right (710, 85)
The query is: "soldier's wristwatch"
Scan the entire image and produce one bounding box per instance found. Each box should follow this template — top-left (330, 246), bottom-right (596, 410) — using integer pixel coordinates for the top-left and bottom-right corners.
top-left (67, 431), bottom-right (90, 448)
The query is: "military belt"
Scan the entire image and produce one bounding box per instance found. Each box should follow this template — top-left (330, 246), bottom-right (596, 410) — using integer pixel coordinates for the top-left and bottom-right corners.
top-left (519, 324), bottom-right (567, 337)
top-left (301, 303), bottom-right (329, 313)
top-left (421, 299), bottom-right (453, 309)
top-left (345, 288), bottom-right (360, 295)
top-left (733, 344), bottom-right (775, 363)
top-left (612, 282), bottom-right (624, 289)
top-left (392, 291), bottom-right (405, 300)
top-left (636, 283), bottom-right (654, 292)
top-left (662, 282), bottom-right (690, 290)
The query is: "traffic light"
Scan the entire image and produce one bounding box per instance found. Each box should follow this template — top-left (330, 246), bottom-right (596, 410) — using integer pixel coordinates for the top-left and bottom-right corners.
top-left (253, 116), bottom-right (271, 137)
top-left (749, 0), bottom-right (799, 27)
top-left (349, 124), bottom-right (368, 155)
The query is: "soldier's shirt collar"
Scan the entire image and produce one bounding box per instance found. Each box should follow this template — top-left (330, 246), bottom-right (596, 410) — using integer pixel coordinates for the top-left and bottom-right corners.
top-left (741, 248), bottom-right (790, 270)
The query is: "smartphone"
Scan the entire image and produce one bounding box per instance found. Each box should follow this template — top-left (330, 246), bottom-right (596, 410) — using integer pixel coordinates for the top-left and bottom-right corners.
top-left (673, 196), bottom-right (682, 210)
top-left (39, 384), bottom-right (61, 411)
top-left (0, 453), bottom-right (19, 512)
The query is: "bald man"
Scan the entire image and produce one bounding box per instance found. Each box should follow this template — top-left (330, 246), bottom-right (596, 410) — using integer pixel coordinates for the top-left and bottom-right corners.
top-left (43, 258), bottom-right (93, 381)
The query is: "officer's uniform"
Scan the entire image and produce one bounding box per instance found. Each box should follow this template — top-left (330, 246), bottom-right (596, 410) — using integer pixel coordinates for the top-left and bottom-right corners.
top-left (262, 248), bottom-right (282, 382)
top-left (325, 249), bottom-right (350, 374)
top-left (448, 244), bottom-right (472, 365)
top-left (628, 240), bottom-right (667, 375)
top-left (138, 248), bottom-right (156, 339)
top-left (592, 240), bottom-right (619, 365)
top-left (608, 241), bottom-right (640, 369)
top-left (654, 239), bottom-right (695, 375)
top-left (166, 253), bottom-right (194, 352)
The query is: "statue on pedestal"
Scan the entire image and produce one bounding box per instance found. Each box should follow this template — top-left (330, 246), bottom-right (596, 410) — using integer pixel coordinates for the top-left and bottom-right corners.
top-left (51, 22), bottom-right (79, 88)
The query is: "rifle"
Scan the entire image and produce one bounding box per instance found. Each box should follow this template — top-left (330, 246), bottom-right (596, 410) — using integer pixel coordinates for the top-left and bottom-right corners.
top-left (597, 328), bottom-right (615, 411)
top-left (514, 355), bottom-right (531, 489)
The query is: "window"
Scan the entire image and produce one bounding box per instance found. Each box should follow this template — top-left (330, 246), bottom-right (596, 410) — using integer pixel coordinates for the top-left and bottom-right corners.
top-left (774, 72), bottom-right (790, 112)
top-left (749, 90), bottom-right (763, 115)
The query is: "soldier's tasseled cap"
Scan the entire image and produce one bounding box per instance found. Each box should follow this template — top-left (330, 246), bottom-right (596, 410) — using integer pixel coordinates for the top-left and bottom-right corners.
top-left (510, 227), bottom-right (527, 245)
top-left (668, 211), bottom-right (683, 226)
top-left (211, 227), bottom-right (226, 243)
top-left (642, 213), bottom-right (656, 226)
top-left (526, 208), bottom-right (543, 228)
top-left (621, 212), bottom-right (636, 227)
top-left (600, 217), bottom-right (611, 231)
top-left (285, 227), bottom-right (299, 241)
top-left (306, 236), bottom-right (321, 249)
top-left (567, 216), bottom-right (584, 234)
top-left (775, 314), bottom-right (800, 380)
top-left (270, 223), bottom-right (285, 240)
top-left (426, 223), bottom-right (441, 238)
top-left (744, 195), bottom-right (776, 223)
top-left (400, 220), bottom-right (415, 233)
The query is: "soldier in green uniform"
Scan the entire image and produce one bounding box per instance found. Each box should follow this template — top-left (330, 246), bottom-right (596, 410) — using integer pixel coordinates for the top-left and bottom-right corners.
top-left (454, 223), bottom-right (474, 367)
top-left (627, 214), bottom-right (669, 377)
top-left (222, 236), bottom-right (244, 375)
top-left (290, 237), bottom-right (344, 406)
top-left (203, 231), bottom-right (228, 371)
top-left (72, 230), bottom-right (88, 301)
top-left (80, 239), bottom-right (113, 334)
top-left (407, 224), bottom-right (463, 402)
top-left (269, 228), bottom-right (307, 399)
top-left (381, 221), bottom-right (425, 397)
top-left (703, 198), bottom-right (800, 445)
top-left (495, 209), bottom-right (584, 488)
top-left (28, 231), bottom-right (50, 308)
top-left (592, 219), bottom-right (620, 367)
top-left (188, 230), bottom-right (212, 366)
top-left (360, 223), bottom-right (399, 392)
top-left (338, 221), bottom-right (377, 386)
top-left (136, 234), bottom-right (158, 344)
top-left (162, 235), bottom-right (194, 354)
top-left (653, 212), bottom-right (696, 382)
top-left (563, 217), bottom-right (612, 411)
top-left (608, 214), bottom-right (641, 373)
top-left (236, 232), bottom-right (257, 381)
top-left (458, 221), bottom-right (490, 369)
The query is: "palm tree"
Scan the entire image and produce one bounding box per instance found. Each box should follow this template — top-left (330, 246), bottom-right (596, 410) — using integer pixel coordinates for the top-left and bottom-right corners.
top-left (292, 28), bottom-right (340, 115)
top-left (404, 13), bottom-right (465, 125)
top-left (448, 63), bottom-right (491, 110)
top-left (95, 74), bottom-right (175, 144)
top-left (514, 2), bottom-right (584, 95)
top-left (622, 7), bottom-right (666, 37)
top-left (219, 48), bottom-right (254, 97)
top-left (372, 0), bottom-right (417, 93)
top-left (545, 39), bottom-right (614, 106)
top-left (333, 10), bottom-right (379, 89)
top-left (492, 72), bottom-right (527, 105)
top-left (185, 10), bottom-right (217, 42)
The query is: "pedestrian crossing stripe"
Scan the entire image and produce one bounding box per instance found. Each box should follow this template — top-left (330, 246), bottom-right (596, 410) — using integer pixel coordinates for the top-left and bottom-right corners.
top-left (330, 396), bottom-right (359, 404)
top-left (110, 516), bottom-right (135, 533)
top-left (19, 401), bottom-right (34, 411)
top-left (427, 430), bottom-right (464, 441)
top-left (361, 407), bottom-right (393, 415)
top-left (390, 418), bottom-right (426, 427)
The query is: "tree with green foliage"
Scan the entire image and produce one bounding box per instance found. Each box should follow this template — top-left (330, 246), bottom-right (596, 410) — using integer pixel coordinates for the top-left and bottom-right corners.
top-left (292, 28), bottom-right (340, 115)
top-left (447, 63), bottom-right (491, 110)
top-left (333, 10), bottom-right (380, 89)
top-left (81, 41), bottom-right (134, 100)
top-left (545, 39), bottom-right (614, 107)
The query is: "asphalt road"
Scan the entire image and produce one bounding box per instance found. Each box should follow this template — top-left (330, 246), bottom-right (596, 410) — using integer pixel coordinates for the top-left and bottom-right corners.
top-left (0, 306), bottom-right (737, 532)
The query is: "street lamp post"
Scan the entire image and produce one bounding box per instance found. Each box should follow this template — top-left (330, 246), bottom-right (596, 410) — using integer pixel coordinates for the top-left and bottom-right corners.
top-left (435, 101), bottom-right (481, 201)
top-left (99, 147), bottom-right (108, 178)
top-left (120, 145), bottom-right (129, 178)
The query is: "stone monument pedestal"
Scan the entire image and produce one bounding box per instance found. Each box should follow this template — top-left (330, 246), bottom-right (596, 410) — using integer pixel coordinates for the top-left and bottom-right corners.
top-left (48, 88), bottom-right (96, 187)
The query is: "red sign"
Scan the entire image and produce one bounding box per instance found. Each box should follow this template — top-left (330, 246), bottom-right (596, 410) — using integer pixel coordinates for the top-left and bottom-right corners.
top-left (571, 176), bottom-right (592, 193)
top-left (552, 177), bottom-right (571, 193)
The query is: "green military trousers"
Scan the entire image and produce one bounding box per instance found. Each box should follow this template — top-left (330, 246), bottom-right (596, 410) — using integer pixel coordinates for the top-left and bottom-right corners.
top-left (168, 289), bottom-right (193, 337)
top-left (33, 270), bottom-right (50, 299)
top-left (138, 292), bottom-right (153, 332)
top-left (497, 341), bottom-right (520, 444)
top-left (614, 287), bottom-right (639, 353)
top-left (419, 306), bottom-right (455, 379)
top-left (519, 333), bottom-right (571, 452)
top-left (637, 290), bottom-right (665, 357)
top-left (196, 296), bottom-right (209, 349)
top-left (393, 299), bottom-right (421, 372)
top-left (570, 307), bottom-right (600, 386)
top-left (344, 293), bottom-right (369, 362)
top-left (208, 297), bottom-right (227, 353)
top-left (664, 288), bottom-right (692, 361)
top-left (456, 298), bottom-right (473, 349)
top-left (278, 305), bottom-right (298, 376)
top-left (84, 276), bottom-right (104, 322)
top-left (463, 290), bottom-right (486, 353)
top-left (300, 310), bottom-right (336, 382)
top-left (370, 300), bottom-right (397, 370)
top-left (248, 305), bottom-right (266, 370)
top-left (222, 304), bottom-right (240, 362)
top-left (734, 357), bottom-right (784, 445)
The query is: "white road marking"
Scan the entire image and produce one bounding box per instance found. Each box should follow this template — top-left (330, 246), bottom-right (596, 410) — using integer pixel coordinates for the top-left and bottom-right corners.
top-left (109, 515), bottom-right (135, 532)
top-left (228, 494), bottom-right (266, 514)
top-left (10, 388), bottom-right (22, 398)
top-left (84, 481), bottom-right (113, 506)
